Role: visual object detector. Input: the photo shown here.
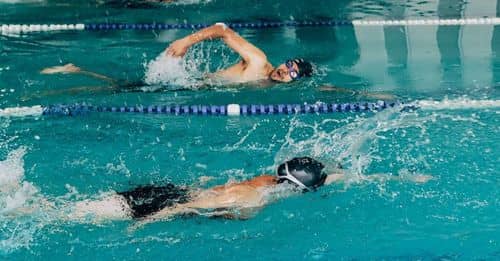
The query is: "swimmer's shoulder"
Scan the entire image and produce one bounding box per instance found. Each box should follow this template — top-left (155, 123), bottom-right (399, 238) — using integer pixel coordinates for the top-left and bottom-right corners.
top-left (244, 175), bottom-right (277, 187)
top-left (211, 175), bottom-right (276, 192)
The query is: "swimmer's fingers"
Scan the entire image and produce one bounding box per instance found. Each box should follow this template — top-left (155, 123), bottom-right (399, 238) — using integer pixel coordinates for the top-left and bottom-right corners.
top-left (165, 47), bottom-right (186, 57)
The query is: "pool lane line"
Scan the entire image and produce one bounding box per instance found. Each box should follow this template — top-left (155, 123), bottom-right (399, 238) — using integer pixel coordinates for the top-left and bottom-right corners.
top-left (1, 17), bottom-right (499, 34)
top-left (0, 101), bottom-right (406, 118)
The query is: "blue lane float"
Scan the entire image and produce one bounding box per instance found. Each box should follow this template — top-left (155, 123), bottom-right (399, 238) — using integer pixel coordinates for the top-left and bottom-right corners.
top-left (37, 101), bottom-right (406, 117)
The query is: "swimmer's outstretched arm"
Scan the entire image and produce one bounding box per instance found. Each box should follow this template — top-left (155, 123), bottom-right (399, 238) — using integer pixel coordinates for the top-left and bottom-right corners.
top-left (166, 23), bottom-right (267, 63)
top-left (41, 63), bottom-right (118, 85)
top-left (324, 172), bottom-right (434, 185)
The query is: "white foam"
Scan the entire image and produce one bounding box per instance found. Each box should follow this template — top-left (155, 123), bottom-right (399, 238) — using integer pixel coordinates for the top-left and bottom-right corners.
top-left (0, 147), bottom-right (28, 195)
top-left (0, 147), bottom-right (40, 214)
top-left (0, 105), bottom-right (43, 118)
top-left (416, 98), bottom-right (500, 110)
top-left (275, 97), bottom-right (498, 188)
top-left (143, 52), bottom-right (201, 89)
top-left (0, 147), bottom-right (47, 253)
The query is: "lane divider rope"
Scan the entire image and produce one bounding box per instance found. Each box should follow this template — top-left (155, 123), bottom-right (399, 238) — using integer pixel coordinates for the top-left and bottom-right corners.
top-left (0, 101), bottom-right (410, 118)
top-left (1, 17), bottom-right (499, 34)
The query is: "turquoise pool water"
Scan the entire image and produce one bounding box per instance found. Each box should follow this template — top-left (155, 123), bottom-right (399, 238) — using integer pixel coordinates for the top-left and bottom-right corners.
top-left (1, 0), bottom-right (499, 259)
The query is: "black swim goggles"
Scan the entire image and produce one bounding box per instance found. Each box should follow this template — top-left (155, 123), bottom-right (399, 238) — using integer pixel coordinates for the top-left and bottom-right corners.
top-left (285, 60), bottom-right (300, 81)
top-left (277, 161), bottom-right (312, 191)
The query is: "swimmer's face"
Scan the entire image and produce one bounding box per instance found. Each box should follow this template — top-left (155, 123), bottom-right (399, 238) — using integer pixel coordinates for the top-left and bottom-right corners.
top-left (270, 61), bottom-right (300, 83)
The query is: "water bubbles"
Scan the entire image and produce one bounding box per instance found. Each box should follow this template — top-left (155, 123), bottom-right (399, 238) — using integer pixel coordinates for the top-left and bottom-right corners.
top-left (0, 147), bottom-right (50, 253)
top-left (143, 53), bottom-right (197, 87)
top-left (143, 41), bottom-right (236, 89)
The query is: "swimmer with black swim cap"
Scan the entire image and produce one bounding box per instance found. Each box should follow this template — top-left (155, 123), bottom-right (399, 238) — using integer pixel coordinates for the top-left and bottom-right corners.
top-left (13, 156), bottom-right (432, 228)
top-left (277, 157), bottom-right (327, 191)
top-left (68, 157), bottom-right (338, 226)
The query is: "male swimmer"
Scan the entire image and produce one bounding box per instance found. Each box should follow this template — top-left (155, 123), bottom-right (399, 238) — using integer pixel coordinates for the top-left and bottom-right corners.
top-left (40, 23), bottom-right (314, 94)
top-left (65, 157), bottom-right (432, 229)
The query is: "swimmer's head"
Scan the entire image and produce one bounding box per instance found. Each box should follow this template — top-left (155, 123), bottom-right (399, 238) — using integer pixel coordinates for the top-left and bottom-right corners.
top-left (276, 157), bottom-right (327, 192)
top-left (270, 58), bottom-right (313, 83)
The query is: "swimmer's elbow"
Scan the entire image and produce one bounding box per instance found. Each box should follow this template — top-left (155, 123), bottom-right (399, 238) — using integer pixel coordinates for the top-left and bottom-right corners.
top-left (215, 22), bottom-right (229, 31)
top-left (210, 23), bottom-right (233, 39)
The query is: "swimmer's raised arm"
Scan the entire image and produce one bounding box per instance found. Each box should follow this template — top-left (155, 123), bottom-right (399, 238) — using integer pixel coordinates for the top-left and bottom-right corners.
top-left (166, 23), bottom-right (267, 63)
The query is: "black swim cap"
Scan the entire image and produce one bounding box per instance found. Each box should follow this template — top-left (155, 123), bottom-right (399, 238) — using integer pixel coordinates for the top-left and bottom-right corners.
top-left (292, 58), bottom-right (313, 78)
top-left (277, 157), bottom-right (327, 191)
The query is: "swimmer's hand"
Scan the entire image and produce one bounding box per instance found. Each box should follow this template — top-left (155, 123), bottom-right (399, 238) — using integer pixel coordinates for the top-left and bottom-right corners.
top-left (41, 63), bottom-right (81, 74)
top-left (166, 38), bottom-right (190, 57)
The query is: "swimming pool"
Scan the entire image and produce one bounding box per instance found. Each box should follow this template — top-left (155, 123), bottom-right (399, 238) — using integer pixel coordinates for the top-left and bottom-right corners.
top-left (1, 0), bottom-right (499, 259)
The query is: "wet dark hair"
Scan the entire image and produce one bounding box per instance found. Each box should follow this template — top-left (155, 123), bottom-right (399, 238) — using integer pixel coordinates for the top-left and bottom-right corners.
top-left (292, 58), bottom-right (313, 78)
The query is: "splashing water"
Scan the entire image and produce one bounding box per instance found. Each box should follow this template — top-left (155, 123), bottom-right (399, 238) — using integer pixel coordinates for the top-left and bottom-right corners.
top-left (0, 147), bottom-right (37, 213)
top-left (275, 98), bottom-right (497, 185)
top-left (0, 147), bottom-right (45, 254)
top-left (143, 53), bottom-right (199, 88)
top-left (143, 41), bottom-right (237, 89)
top-left (416, 97), bottom-right (500, 110)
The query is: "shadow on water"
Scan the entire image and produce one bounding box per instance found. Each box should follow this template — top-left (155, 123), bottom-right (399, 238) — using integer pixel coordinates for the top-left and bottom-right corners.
top-left (437, 0), bottom-right (465, 90)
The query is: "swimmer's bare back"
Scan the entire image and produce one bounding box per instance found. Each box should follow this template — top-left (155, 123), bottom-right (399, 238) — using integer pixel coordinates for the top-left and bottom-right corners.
top-left (131, 175), bottom-right (278, 228)
top-left (70, 175), bottom-right (278, 226)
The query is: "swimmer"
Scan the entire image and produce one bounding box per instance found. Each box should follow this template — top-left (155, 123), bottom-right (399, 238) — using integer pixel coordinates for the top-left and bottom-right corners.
top-left (63, 157), bottom-right (433, 230)
top-left (39, 23), bottom-right (314, 95)
top-left (165, 23), bottom-right (314, 84)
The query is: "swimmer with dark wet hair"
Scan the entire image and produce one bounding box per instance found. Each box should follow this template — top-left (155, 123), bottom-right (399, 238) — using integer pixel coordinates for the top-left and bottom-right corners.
top-left (40, 23), bottom-right (314, 94)
top-left (65, 157), bottom-right (432, 229)
top-left (165, 23), bottom-right (313, 83)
